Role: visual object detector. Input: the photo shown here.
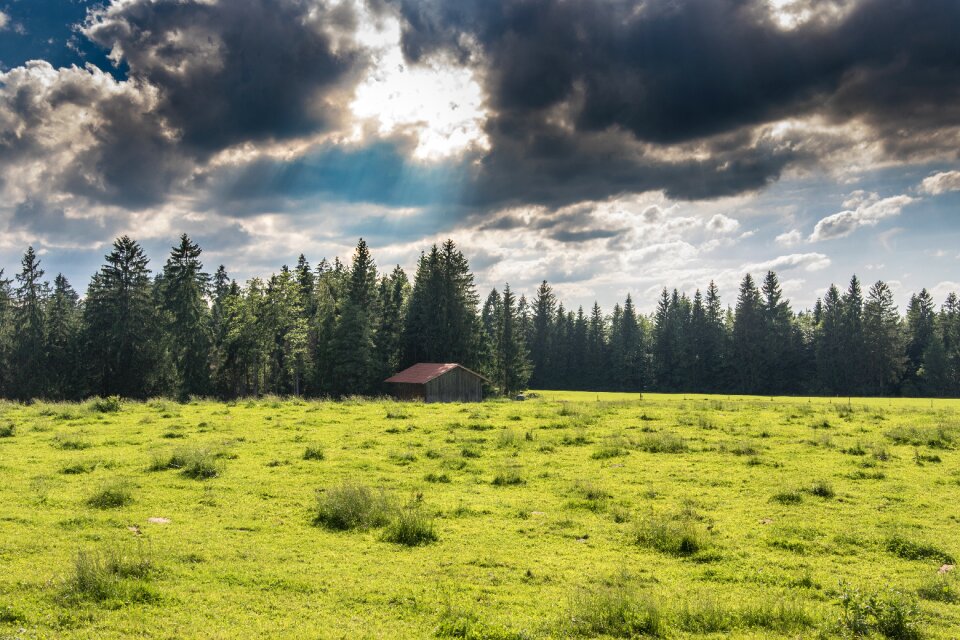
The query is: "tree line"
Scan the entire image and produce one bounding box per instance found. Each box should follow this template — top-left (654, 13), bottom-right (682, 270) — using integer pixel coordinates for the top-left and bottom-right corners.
top-left (0, 235), bottom-right (956, 400)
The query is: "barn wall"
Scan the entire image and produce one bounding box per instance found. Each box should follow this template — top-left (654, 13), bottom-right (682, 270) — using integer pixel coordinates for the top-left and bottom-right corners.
top-left (391, 383), bottom-right (426, 401)
top-left (424, 368), bottom-right (483, 402)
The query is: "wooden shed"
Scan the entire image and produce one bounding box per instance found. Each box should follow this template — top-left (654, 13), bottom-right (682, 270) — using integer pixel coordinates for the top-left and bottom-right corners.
top-left (385, 363), bottom-right (489, 403)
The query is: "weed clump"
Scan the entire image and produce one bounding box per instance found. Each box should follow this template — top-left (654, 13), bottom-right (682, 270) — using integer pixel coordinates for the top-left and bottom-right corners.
top-left (917, 575), bottom-right (958, 603)
top-left (676, 599), bottom-right (814, 633)
top-left (838, 584), bottom-right (922, 640)
top-left (149, 446), bottom-right (222, 479)
top-left (636, 432), bottom-right (688, 454)
top-left (382, 501), bottom-right (438, 546)
top-left (808, 480), bottom-right (835, 499)
top-left (313, 482), bottom-right (393, 531)
top-left (0, 423), bottom-right (14, 438)
top-left (634, 511), bottom-right (708, 557)
top-left (61, 544), bottom-right (156, 606)
top-left (87, 396), bottom-right (123, 413)
top-left (86, 480), bottom-right (134, 509)
top-left (436, 603), bottom-right (524, 639)
top-left (771, 490), bottom-right (804, 505)
top-left (302, 445), bottom-right (325, 461)
top-left (492, 466), bottom-right (525, 486)
top-left (885, 533), bottom-right (954, 563)
top-left (565, 582), bottom-right (664, 638)
top-left (53, 434), bottom-right (92, 450)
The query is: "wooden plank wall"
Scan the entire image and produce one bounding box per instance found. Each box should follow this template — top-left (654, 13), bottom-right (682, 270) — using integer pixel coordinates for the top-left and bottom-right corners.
top-left (424, 368), bottom-right (483, 402)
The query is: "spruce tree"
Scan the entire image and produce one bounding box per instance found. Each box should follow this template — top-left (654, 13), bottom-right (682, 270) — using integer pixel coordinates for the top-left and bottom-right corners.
top-left (374, 266), bottom-right (409, 387)
top-left (495, 284), bottom-right (531, 395)
top-left (760, 271), bottom-right (794, 394)
top-left (12, 247), bottom-right (49, 399)
top-left (732, 274), bottom-right (764, 393)
top-left (160, 234), bottom-right (212, 398)
top-left (529, 281), bottom-right (556, 388)
top-left (0, 269), bottom-right (12, 397)
top-left (84, 236), bottom-right (163, 398)
top-left (815, 285), bottom-right (844, 394)
top-left (45, 274), bottom-right (83, 399)
top-left (331, 239), bottom-right (378, 395)
top-left (862, 281), bottom-right (904, 396)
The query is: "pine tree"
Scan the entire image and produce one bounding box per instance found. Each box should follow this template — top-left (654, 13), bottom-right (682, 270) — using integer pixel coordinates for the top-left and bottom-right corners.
top-left (0, 269), bottom-right (12, 397)
top-left (45, 274), bottom-right (83, 399)
top-left (529, 281), bottom-right (556, 388)
top-left (160, 234), bottom-right (212, 398)
top-left (11, 247), bottom-right (49, 399)
top-left (374, 266), bottom-right (409, 388)
top-left (839, 276), bottom-right (865, 395)
top-left (331, 239), bottom-right (378, 395)
top-left (84, 236), bottom-right (164, 398)
top-left (862, 281), bottom-right (904, 396)
top-left (904, 289), bottom-right (936, 392)
top-left (760, 271), bottom-right (794, 394)
top-left (702, 281), bottom-right (726, 391)
top-left (401, 240), bottom-right (484, 370)
top-left (815, 285), bottom-right (844, 394)
top-left (586, 302), bottom-right (607, 389)
top-left (732, 274), bottom-right (764, 393)
top-left (495, 284), bottom-right (531, 395)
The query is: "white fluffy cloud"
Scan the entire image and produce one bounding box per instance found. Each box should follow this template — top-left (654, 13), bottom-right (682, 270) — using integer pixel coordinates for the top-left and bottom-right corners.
top-left (920, 171), bottom-right (960, 196)
top-left (743, 252), bottom-right (831, 273)
top-left (707, 214), bottom-right (740, 234)
top-left (0, 11), bottom-right (9, 30)
top-left (775, 229), bottom-right (803, 246)
top-left (809, 193), bottom-right (915, 242)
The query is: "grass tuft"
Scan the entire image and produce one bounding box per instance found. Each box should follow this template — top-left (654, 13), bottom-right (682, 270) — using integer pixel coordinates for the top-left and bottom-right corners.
top-left (87, 396), bottom-right (123, 413)
top-left (565, 582), bottom-right (664, 638)
top-left (633, 511), bottom-right (709, 557)
top-left (61, 544), bottom-right (156, 605)
top-left (382, 501), bottom-right (438, 546)
top-left (313, 482), bottom-right (394, 531)
top-left (149, 446), bottom-right (222, 479)
top-left (838, 584), bottom-right (923, 640)
top-left (636, 432), bottom-right (688, 454)
top-left (885, 533), bottom-right (954, 563)
top-left (86, 479), bottom-right (134, 509)
top-left (302, 445), bottom-right (325, 461)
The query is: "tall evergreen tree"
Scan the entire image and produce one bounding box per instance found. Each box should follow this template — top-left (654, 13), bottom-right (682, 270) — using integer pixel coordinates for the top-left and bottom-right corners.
top-left (760, 271), bottom-right (795, 394)
top-left (732, 274), bottom-right (764, 393)
top-left (816, 285), bottom-right (845, 394)
top-left (11, 247), bottom-right (49, 399)
top-left (862, 281), bottom-right (904, 396)
top-left (160, 234), bottom-right (212, 398)
top-left (494, 284), bottom-right (531, 395)
top-left (84, 236), bottom-right (163, 398)
top-left (904, 289), bottom-right (936, 390)
top-left (0, 269), bottom-right (12, 397)
top-left (331, 239), bottom-right (378, 395)
top-left (45, 274), bottom-right (83, 399)
top-left (529, 280), bottom-right (556, 388)
top-left (374, 266), bottom-right (409, 388)
top-left (839, 276), bottom-right (866, 394)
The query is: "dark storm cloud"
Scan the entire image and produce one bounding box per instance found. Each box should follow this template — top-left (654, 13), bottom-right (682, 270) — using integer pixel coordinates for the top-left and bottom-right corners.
top-left (1, 0), bottom-right (371, 213)
top-left (377, 0), bottom-right (960, 206)
top-left (84, 0), bottom-right (366, 153)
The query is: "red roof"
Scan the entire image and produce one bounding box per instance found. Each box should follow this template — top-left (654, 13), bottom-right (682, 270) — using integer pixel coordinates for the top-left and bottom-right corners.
top-left (385, 363), bottom-right (489, 384)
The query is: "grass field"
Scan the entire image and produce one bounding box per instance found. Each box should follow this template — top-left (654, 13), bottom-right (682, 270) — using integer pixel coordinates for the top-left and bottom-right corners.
top-left (1, 392), bottom-right (959, 639)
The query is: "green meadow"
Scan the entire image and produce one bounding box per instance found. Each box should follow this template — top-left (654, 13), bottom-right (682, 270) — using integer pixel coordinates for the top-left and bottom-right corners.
top-left (1, 392), bottom-right (958, 639)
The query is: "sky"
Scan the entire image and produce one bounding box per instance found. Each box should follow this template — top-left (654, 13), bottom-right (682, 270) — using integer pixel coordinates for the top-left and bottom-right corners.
top-left (1, 0), bottom-right (959, 313)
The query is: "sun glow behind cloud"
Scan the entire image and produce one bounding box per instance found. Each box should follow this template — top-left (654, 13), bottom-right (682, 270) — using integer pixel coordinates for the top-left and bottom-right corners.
top-left (349, 8), bottom-right (488, 161)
